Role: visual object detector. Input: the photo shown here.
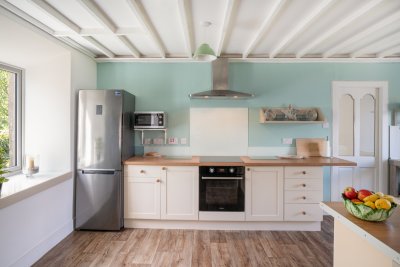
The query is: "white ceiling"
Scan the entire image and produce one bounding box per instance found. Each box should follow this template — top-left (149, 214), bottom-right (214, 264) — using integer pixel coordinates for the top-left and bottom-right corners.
top-left (1, 0), bottom-right (400, 61)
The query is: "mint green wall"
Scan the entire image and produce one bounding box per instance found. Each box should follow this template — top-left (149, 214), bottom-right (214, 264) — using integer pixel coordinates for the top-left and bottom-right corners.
top-left (98, 62), bottom-right (400, 200)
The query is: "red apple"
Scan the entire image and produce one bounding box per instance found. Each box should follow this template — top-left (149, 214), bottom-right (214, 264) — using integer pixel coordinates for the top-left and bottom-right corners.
top-left (357, 189), bottom-right (372, 201)
top-left (343, 187), bottom-right (358, 199)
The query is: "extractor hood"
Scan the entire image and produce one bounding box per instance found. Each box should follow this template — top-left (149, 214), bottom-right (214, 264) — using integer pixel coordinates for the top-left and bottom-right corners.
top-left (189, 58), bottom-right (254, 100)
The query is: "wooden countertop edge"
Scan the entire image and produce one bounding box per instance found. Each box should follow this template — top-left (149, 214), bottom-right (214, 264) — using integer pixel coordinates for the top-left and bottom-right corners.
top-left (320, 202), bottom-right (400, 263)
top-left (124, 156), bottom-right (356, 166)
top-left (0, 172), bottom-right (72, 209)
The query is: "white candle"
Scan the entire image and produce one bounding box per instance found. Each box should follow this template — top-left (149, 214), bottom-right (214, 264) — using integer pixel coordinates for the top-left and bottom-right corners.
top-left (27, 156), bottom-right (34, 169)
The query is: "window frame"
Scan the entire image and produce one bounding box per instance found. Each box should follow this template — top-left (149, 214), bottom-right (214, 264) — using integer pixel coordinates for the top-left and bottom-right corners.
top-left (0, 62), bottom-right (23, 175)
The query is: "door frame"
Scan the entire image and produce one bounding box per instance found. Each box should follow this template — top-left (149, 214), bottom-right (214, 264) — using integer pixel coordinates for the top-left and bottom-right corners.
top-left (331, 81), bottom-right (389, 193)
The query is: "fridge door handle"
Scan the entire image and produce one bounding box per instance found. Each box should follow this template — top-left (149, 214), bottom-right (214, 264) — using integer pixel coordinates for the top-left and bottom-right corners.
top-left (81, 169), bottom-right (116, 175)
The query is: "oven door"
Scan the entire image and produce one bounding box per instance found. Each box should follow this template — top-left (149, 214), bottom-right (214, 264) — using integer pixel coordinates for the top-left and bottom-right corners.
top-left (199, 176), bottom-right (245, 211)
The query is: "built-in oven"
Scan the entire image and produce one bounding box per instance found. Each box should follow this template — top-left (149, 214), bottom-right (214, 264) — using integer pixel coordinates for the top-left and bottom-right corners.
top-left (199, 166), bottom-right (245, 212)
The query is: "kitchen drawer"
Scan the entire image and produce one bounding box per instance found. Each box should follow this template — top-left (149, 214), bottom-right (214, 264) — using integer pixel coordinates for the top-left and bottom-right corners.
top-left (284, 190), bottom-right (322, 204)
top-left (284, 204), bottom-right (323, 221)
top-left (285, 178), bottom-right (322, 191)
top-left (284, 167), bottom-right (323, 179)
top-left (125, 165), bottom-right (162, 178)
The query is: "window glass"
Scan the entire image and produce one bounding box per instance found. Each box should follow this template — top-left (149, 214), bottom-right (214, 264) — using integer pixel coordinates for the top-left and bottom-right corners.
top-left (360, 94), bottom-right (375, 156)
top-left (339, 94), bottom-right (354, 156)
top-left (0, 63), bottom-right (22, 172)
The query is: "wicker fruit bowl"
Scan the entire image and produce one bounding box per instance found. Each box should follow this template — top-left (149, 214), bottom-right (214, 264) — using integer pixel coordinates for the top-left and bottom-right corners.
top-left (342, 193), bottom-right (397, 222)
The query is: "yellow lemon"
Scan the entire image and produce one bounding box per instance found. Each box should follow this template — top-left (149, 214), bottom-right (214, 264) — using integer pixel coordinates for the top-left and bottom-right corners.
top-left (364, 201), bottom-right (376, 209)
top-left (375, 199), bottom-right (391, 210)
top-left (363, 194), bottom-right (379, 203)
top-left (376, 192), bottom-right (384, 198)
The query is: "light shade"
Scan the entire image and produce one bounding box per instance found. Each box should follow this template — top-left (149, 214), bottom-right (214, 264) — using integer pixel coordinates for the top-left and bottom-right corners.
top-left (193, 43), bottom-right (217, 61)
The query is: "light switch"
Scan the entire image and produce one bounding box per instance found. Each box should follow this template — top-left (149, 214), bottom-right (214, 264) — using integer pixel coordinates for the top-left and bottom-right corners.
top-left (323, 122), bottom-right (330, 128)
top-left (144, 138), bottom-right (152, 145)
top-left (153, 138), bottom-right (164, 145)
top-left (282, 138), bottom-right (293, 145)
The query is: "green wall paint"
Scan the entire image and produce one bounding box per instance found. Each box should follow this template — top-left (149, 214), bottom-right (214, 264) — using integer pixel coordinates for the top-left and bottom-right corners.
top-left (98, 61), bottom-right (400, 201)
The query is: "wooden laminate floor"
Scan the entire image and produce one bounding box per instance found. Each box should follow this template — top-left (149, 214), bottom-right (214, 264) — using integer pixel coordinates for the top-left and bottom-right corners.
top-left (34, 216), bottom-right (334, 267)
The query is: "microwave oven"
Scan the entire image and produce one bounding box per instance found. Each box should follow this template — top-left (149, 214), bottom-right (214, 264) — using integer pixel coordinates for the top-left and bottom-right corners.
top-left (134, 112), bottom-right (167, 129)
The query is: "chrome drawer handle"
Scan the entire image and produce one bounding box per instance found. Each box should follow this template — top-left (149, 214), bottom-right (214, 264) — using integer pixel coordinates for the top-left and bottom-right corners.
top-left (302, 171), bottom-right (307, 175)
top-left (302, 196), bottom-right (306, 200)
top-left (140, 170), bottom-right (145, 174)
top-left (302, 211), bottom-right (307, 215)
top-left (162, 167), bottom-right (167, 170)
top-left (302, 184), bottom-right (306, 187)
top-left (156, 179), bottom-right (160, 183)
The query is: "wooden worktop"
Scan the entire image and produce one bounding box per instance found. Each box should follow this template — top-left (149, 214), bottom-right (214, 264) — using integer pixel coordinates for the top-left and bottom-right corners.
top-left (321, 202), bottom-right (400, 259)
top-left (124, 156), bottom-right (356, 166)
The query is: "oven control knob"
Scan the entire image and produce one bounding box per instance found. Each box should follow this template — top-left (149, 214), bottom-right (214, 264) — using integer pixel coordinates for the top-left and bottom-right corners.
top-left (209, 167), bottom-right (215, 173)
top-left (229, 167), bottom-right (235, 173)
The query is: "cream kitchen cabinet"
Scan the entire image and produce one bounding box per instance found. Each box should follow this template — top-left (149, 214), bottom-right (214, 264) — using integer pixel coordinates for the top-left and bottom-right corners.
top-left (245, 167), bottom-right (284, 221)
top-left (284, 166), bottom-right (323, 221)
top-left (124, 165), bottom-right (199, 220)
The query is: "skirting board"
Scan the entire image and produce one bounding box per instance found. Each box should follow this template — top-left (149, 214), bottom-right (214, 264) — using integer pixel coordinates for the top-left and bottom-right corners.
top-left (124, 219), bottom-right (321, 231)
top-left (10, 220), bottom-right (73, 267)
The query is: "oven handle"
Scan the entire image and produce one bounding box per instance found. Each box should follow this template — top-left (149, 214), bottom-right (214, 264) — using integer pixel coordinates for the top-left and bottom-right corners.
top-left (201, 176), bottom-right (243, 180)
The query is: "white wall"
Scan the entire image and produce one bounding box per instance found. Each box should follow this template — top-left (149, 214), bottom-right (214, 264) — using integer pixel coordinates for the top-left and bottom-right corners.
top-left (0, 179), bottom-right (73, 267)
top-left (0, 9), bottom-right (96, 267)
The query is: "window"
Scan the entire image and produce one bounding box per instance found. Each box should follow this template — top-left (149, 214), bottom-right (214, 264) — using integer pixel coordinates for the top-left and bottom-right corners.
top-left (0, 63), bottom-right (22, 174)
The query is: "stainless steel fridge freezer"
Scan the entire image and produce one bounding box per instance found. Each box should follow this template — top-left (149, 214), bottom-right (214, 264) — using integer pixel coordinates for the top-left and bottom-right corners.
top-left (75, 89), bottom-right (135, 230)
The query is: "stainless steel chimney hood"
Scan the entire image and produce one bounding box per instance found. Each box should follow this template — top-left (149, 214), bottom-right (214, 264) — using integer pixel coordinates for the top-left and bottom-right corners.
top-left (189, 58), bottom-right (254, 99)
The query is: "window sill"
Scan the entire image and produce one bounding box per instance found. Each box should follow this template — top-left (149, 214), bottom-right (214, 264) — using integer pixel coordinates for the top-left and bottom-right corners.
top-left (0, 171), bottom-right (72, 209)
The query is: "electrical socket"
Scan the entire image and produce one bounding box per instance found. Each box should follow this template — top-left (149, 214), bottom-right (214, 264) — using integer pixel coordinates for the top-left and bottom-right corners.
top-left (168, 137), bottom-right (178, 145)
top-left (144, 138), bottom-right (152, 145)
top-left (282, 138), bottom-right (293, 145)
top-left (180, 138), bottom-right (187, 145)
top-left (323, 122), bottom-right (330, 128)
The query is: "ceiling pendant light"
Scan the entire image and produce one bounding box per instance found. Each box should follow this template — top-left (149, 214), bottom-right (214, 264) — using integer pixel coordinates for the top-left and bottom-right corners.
top-left (193, 21), bottom-right (217, 61)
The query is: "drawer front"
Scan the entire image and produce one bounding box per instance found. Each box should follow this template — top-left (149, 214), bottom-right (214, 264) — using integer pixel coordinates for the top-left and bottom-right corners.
top-left (284, 190), bottom-right (322, 204)
top-left (284, 204), bottom-right (323, 221)
top-left (284, 167), bottom-right (323, 179)
top-left (285, 178), bottom-right (322, 191)
top-left (125, 165), bottom-right (162, 178)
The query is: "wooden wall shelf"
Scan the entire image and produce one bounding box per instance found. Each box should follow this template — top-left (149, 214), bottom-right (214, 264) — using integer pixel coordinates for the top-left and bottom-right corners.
top-left (259, 107), bottom-right (326, 124)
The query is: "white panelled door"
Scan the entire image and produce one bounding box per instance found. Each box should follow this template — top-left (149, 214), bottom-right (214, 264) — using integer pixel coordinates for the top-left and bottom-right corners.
top-left (331, 81), bottom-right (388, 201)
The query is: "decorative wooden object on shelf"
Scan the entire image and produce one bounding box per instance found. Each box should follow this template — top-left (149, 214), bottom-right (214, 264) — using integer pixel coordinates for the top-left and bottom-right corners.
top-left (259, 105), bottom-right (326, 124)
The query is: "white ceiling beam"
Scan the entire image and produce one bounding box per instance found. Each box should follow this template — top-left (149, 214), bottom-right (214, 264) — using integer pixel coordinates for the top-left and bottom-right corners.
top-left (77, 0), bottom-right (140, 58)
top-left (177, 0), bottom-right (193, 58)
top-left (323, 10), bottom-right (400, 58)
top-left (31, 0), bottom-right (80, 33)
top-left (30, 0), bottom-right (114, 58)
top-left (242, 0), bottom-right (287, 58)
top-left (351, 32), bottom-right (400, 58)
top-left (269, 0), bottom-right (335, 58)
top-left (82, 36), bottom-right (115, 58)
top-left (216, 0), bottom-right (237, 57)
top-left (127, 0), bottom-right (165, 58)
top-left (296, 0), bottom-right (384, 58)
top-left (54, 28), bottom-right (144, 37)
top-left (377, 44), bottom-right (400, 58)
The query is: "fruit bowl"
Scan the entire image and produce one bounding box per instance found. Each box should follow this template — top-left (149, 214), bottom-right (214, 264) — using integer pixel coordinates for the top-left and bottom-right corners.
top-left (342, 194), bottom-right (397, 222)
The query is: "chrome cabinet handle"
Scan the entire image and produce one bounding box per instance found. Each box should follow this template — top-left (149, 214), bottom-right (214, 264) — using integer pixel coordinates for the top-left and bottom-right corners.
top-left (302, 196), bottom-right (306, 200)
top-left (140, 170), bottom-right (145, 174)
top-left (302, 211), bottom-right (307, 215)
top-left (156, 179), bottom-right (160, 183)
top-left (302, 183), bottom-right (306, 187)
top-left (162, 167), bottom-right (166, 170)
top-left (302, 171), bottom-right (307, 175)
top-left (247, 168), bottom-right (250, 171)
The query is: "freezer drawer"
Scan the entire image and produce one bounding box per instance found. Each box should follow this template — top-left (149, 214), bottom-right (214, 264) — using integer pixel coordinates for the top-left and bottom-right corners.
top-left (75, 170), bottom-right (123, 230)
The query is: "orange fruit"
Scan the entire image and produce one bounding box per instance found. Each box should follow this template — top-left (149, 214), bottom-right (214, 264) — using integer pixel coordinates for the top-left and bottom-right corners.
top-left (375, 199), bottom-right (391, 210)
top-left (364, 201), bottom-right (376, 209)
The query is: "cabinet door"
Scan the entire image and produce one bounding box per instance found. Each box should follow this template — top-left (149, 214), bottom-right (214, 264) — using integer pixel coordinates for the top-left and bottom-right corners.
top-left (124, 174), bottom-right (161, 219)
top-left (161, 166), bottom-right (199, 220)
top-left (245, 167), bottom-right (284, 221)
